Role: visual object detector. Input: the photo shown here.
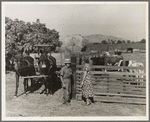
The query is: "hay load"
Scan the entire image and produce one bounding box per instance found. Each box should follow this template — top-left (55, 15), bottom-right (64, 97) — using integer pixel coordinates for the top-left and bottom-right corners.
top-left (61, 34), bottom-right (88, 52)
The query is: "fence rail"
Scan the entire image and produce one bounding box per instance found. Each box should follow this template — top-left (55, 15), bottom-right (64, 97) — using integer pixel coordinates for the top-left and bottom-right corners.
top-left (75, 65), bottom-right (146, 104)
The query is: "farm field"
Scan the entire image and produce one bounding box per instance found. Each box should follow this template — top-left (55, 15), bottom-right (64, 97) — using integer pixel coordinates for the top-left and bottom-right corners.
top-left (5, 52), bottom-right (146, 117)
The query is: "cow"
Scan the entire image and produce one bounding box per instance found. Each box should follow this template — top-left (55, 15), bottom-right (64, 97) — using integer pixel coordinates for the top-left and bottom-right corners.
top-left (90, 52), bottom-right (123, 72)
top-left (114, 51), bottom-right (122, 55)
top-left (38, 50), bottom-right (57, 96)
top-left (117, 60), bottom-right (144, 83)
top-left (13, 54), bottom-right (36, 97)
top-left (104, 55), bottom-right (123, 66)
top-left (128, 60), bottom-right (144, 77)
top-left (90, 56), bottom-right (105, 71)
top-left (127, 48), bottom-right (133, 53)
top-left (116, 60), bottom-right (130, 72)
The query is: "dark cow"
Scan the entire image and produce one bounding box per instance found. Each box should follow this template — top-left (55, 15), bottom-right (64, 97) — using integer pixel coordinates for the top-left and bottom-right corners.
top-left (38, 51), bottom-right (57, 95)
top-left (127, 48), bottom-right (133, 53)
top-left (104, 55), bottom-right (123, 66)
top-left (90, 56), bottom-right (105, 71)
top-left (117, 60), bottom-right (130, 72)
top-left (90, 54), bottom-right (123, 71)
top-left (13, 54), bottom-right (36, 97)
top-left (114, 51), bottom-right (122, 55)
top-left (114, 49), bottom-right (122, 55)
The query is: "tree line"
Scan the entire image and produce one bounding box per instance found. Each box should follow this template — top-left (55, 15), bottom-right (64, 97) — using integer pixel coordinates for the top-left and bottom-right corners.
top-left (101, 39), bottom-right (146, 44)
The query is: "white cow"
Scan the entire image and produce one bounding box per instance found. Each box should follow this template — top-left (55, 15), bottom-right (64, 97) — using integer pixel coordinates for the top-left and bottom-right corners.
top-left (117, 60), bottom-right (144, 82)
top-left (128, 60), bottom-right (144, 82)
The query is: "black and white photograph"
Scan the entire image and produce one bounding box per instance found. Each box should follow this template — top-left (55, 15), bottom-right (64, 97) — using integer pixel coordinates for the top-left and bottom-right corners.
top-left (2, 1), bottom-right (149, 121)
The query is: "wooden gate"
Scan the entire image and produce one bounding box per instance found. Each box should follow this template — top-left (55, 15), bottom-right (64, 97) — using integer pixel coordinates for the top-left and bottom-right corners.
top-left (75, 65), bottom-right (146, 104)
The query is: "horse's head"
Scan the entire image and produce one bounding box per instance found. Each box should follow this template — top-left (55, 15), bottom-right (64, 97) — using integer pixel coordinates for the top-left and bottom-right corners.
top-left (38, 53), bottom-right (56, 75)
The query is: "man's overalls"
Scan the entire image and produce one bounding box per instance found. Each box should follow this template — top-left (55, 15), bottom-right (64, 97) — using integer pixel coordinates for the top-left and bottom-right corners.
top-left (60, 65), bottom-right (72, 103)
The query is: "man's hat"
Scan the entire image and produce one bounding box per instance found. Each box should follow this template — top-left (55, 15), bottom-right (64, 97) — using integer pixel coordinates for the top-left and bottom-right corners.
top-left (64, 59), bottom-right (71, 64)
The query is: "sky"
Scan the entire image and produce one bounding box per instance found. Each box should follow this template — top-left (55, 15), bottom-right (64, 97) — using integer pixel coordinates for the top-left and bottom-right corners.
top-left (3, 2), bottom-right (148, 41)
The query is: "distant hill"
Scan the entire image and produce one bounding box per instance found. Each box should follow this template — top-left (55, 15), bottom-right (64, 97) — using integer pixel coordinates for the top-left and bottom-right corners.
top-left (84, 34), bottom-right (130, 44)
top-left (60, 34), bottom-right (144, 53)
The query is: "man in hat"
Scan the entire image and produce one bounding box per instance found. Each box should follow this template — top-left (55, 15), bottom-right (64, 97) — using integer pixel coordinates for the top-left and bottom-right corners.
top-left (60, 59), bottom-right (72, 106)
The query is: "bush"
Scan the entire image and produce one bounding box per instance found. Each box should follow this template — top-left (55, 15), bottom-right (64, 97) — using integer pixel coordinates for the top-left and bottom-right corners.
top-left (101, 40), bottom-right (108, 44)
top-left (140, 39), bottom-right (146, 43)
top-left (117, 40), bottom-right (122, 44)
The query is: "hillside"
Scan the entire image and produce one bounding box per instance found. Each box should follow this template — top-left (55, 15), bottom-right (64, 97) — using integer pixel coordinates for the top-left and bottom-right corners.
top-left (60, 34), bottom-right (145, 53)
top-left (84, 34), bottom-right (130, 43)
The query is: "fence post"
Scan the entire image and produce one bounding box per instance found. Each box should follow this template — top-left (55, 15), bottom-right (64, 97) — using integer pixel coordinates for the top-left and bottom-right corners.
top-left (71, 56), bottom-right (77, 100)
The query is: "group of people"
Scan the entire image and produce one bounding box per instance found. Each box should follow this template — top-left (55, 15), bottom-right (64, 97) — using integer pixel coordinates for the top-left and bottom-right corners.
top-left (60, 57), bottom-right (94, 106)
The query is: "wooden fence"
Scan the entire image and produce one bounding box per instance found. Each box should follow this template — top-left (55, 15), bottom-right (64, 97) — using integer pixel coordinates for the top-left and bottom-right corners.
top-left (75, 65), bottom-right (146, 104)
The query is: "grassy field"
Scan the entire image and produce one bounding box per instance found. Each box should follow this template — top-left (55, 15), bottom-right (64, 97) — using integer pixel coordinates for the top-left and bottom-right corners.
top-left (87, 43), bottom-right (146, 52)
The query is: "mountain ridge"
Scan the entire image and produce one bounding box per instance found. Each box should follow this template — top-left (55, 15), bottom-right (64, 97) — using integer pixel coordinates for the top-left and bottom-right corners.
top-left (84, 34), bottom-right (129, 43)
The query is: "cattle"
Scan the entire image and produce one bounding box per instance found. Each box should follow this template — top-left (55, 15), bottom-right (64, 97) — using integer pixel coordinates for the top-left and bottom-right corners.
top-left (114, 51), bottom-right (122, 55)
top-left (117, 60), bottom-right (144, 83)
top-left (13, 54), bottom-right (36, 97)
top-left (90, 56), bottom-right (105, 71)
top-left (104, 55), bottom-right (123, 66)
top-left (38, 50), bottom-right (57, 96)
top-left (114, 49), bottom-right (122, 55)
top-left (90, 52), bottom-right (123, 72)
top-left (127, 48), bottom-right (133, 53)
top-left (116, 60), bottom-right (130, 72)
top-left (128, 60), bottom-right (144, 77)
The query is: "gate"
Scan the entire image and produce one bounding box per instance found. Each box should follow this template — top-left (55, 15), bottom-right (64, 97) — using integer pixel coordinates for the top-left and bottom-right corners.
top-left (75, 65), bottom-right (146, 104)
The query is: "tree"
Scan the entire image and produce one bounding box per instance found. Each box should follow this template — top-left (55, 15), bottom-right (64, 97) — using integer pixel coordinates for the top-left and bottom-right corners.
top-left (5, 17), bottom-right (61, 56)
top-left (127, 40), bottom-right (131, 43)
top-left (111, 39), bottom-right (115, 44)
top-left (122, 40), bottom-right (125, 44)
top-left (107, 39), bottom-right (111, 44)
top-left (117, 40), bottom-right (122, 44)
top-left (140, 39), bottom-right (146, 43)
top-left (101, 40), bottom-right (108, 44)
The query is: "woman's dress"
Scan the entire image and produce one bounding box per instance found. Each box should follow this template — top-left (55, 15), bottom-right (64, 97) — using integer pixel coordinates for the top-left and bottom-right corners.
top-left (82, 63), bottom-right (94, 98)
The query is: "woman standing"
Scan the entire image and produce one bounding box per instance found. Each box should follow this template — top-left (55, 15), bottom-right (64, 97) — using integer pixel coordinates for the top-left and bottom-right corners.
top-left (81, 57), bottom-right (94, 106)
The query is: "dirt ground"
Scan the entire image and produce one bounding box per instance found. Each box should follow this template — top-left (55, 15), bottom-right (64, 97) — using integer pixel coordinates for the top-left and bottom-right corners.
top-left (5, 52), bottom-right (146, 117)
top-left (5, 71), bottom-right (146, 117)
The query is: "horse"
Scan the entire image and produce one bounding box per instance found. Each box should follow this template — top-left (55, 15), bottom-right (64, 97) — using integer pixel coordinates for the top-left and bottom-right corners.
top-left (13, 54), bottom-right (36, 97)
top-left (38, 51), bottom-right (57, 95)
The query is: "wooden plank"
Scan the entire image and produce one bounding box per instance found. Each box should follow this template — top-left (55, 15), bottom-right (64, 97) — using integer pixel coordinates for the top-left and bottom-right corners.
top-left (76, 65), bottom-right (145, 70)
top-left (93, 88), bottom-right (146, 95)
top-left (94, 92), bottom-right (146, 98)
top-left (92, 76), bottom-right (146, 81)
top-left (93, 79), bottom-right (145, 83)
top-left (92, 75), bottom-right (146, 79)
top-left (93, 89), bottom-right (109, 93)
top-left (123, 91), bottom-right (146, 95)
top-left (94, 96), bottom-right (146, 104)
top-left (76, 70), bottom-right (146, 76)
top-left (76, 76), bottom-right (146, 82)
top-left (76, 94), bottom-right (146, 104)
top-left (76, 84), bottom-right (82, 88)
top-left (76, 81), bottom-right (146, 88)
top-left (21, 75), bottom-right (48, 78)
top-left (93, 86), bottom-right (109, 89)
